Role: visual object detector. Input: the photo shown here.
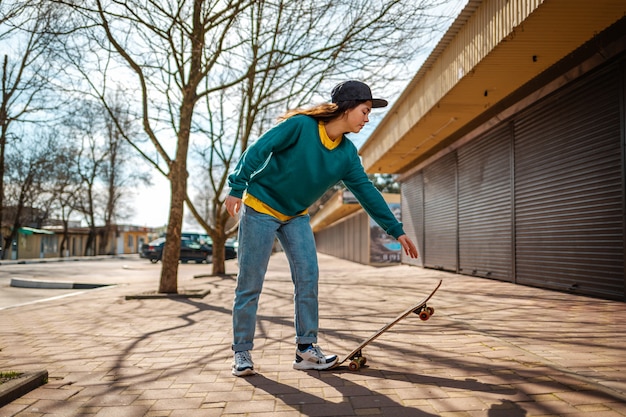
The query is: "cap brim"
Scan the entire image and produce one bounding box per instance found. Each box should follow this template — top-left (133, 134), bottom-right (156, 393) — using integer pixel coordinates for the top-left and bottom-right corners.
top-left (372, 99), bottom-right (388, 108)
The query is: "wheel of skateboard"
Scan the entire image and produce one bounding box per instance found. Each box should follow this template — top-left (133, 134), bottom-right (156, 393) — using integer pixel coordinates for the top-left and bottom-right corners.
top-left (427, 306), bottom-right (435, 316)
top-left (418, 310), bottom-right (430, 321)
top-left (348, 356), bottom-right (366, 371)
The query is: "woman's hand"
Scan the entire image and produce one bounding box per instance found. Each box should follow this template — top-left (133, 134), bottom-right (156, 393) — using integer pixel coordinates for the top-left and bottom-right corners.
top-left (225, 195), bottom-right (242, 217)
top-left (398, 235), bottom-right (419, 259)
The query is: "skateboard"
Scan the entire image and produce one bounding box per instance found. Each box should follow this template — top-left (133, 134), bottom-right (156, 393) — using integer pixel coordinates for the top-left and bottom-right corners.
top-left (333, 279), bottom-right (442, 371)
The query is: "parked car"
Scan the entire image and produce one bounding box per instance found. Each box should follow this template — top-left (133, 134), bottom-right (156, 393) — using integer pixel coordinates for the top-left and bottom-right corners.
top-left (142, 237), bottom-right (237, 263)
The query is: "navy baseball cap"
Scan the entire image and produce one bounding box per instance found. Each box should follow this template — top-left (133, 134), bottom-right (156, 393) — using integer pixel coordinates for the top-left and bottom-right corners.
top-left (331, 80), bottom-right (388, 108)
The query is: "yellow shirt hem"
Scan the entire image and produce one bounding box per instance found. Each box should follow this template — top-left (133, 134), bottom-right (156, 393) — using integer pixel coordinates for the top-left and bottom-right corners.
top-left (243, 193), bottom-right (307, 221)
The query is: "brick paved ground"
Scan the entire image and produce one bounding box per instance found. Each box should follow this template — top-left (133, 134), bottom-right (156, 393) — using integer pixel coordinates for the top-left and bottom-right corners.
top-left (1, 253), bottom-right (625, 416)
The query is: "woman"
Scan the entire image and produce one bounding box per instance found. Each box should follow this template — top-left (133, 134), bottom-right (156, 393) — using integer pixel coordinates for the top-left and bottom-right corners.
top-left (226, 80), bottom-right (419, 377)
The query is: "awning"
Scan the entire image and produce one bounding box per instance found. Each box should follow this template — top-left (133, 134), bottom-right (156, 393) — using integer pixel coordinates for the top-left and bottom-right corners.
top-left (18, 227), bottom-right (55, 235)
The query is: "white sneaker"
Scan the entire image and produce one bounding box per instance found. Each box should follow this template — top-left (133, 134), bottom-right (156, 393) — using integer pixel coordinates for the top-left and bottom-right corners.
top-left (293, 345), bottom-right (338, 370)
top-left (232, 351), bottom-right (256, 376)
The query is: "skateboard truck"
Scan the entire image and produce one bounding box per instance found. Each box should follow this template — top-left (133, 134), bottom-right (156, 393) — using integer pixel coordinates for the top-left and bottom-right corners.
top-left (413, 305), bottom-right (435, 321)
top-left (347, 350), bottom-right (367, 371)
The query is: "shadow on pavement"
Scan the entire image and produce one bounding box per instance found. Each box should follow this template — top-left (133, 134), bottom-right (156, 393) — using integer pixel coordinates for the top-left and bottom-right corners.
top-left (246, 373), bottom-right (439, 417)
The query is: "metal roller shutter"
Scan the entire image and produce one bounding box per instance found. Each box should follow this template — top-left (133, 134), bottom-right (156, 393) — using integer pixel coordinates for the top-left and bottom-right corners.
top-left (424, 152), bottom-right (458, 271)
top-left (514, 63), bottom-right (624, 300)
top-left (401, 173), bottom-right (424, 266)
top-left (458, 123), bottom-right (513, 281)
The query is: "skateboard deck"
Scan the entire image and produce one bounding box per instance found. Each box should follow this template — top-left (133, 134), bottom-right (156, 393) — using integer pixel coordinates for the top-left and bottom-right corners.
top-left (333, 279), bottom-right (442, 370)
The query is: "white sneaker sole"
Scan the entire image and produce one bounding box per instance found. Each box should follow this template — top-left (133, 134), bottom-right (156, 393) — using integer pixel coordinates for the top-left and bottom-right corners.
top-left (293, 357), bottom-right (338, 370)
top-left (232, 367), bottom-right (256, 377)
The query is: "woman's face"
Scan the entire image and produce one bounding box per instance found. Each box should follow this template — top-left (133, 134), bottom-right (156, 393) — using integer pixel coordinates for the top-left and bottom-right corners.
top-left (344, 101), bottom-right (372, 133)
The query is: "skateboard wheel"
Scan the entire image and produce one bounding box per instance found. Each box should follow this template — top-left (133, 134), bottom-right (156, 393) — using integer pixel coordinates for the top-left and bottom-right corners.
top-left (419, 310), bottom-right (430, 321)
top-left (348, 356), bottom-right (366, 371)
top-left (427, 306), bottom-right (435, 316)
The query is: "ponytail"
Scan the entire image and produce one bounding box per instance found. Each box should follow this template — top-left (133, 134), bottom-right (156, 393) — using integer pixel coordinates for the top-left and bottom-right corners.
top-left (278, 100), bottom-right (365, 123)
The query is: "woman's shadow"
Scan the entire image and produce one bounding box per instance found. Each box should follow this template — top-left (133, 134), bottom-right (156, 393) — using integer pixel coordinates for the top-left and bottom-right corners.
top-left (244, 367), bottom-right (533, 417)
top-left (246, 373), bottom-right (439, 417)
top-left (244, 366), bottom-right (529, 417)
top-left (488, 399), bottom-right (528, 416)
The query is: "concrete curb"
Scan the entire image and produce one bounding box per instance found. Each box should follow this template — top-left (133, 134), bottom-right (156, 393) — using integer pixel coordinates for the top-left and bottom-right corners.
top-left (9, 278), bottom-right (111, 290)
top-left (124, 288), bottom-right (211, 300)
top-left (0, 370), bottom-right (48, 407)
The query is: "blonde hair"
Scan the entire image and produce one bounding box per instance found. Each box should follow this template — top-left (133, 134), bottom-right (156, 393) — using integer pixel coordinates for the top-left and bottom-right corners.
top-left (278, 100), bottom-right (363, 123)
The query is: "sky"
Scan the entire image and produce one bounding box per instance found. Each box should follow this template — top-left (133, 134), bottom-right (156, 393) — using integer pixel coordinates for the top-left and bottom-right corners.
top-left (126, 0), bottom-right (468, 230)
top-left (129, 174), bottom-right (171, 229)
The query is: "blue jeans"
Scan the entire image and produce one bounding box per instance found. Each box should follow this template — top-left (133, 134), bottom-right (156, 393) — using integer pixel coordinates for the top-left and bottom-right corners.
top-left (232, 205), bottom-right (319, 352)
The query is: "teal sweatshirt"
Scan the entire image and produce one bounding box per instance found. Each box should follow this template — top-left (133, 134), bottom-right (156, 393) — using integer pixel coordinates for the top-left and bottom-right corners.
top-left (228, 115), bottom-right (405, 239)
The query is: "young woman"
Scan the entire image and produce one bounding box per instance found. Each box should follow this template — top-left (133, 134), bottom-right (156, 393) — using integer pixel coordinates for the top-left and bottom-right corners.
top-left (225, 80), bottom-right (419, 376)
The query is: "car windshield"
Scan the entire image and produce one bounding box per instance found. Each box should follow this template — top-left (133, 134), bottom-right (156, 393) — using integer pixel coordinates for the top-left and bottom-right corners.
top-left (182, 240), bottom-right (202, 249)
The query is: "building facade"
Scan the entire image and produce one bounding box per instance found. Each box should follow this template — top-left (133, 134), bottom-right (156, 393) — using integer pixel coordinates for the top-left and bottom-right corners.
top-left (2, 224), bottom-right (153, 260)
top-left (312, 190), bottom-right (404, 265)
top-left (358, 0), bottom-right (626, 301)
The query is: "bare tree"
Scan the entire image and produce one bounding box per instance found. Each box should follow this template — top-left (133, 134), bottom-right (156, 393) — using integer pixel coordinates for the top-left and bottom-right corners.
top-left (67, 101), bottom-right (105, 255)
top-left (59, 96), bottom-right (146, 255)
top-left (188, 0), bottom-right (450, 274)
top-left (0, 1), bottom-right (60, 258)
top-left (99, 91), bottom-right (150, 254)
top-left (51, 0), bottom-right (451, 292)
top-left (47, 144), bottom-right (81, 257)
top-left (52, 0), bottom-right (257, 292)
top-left (3, 132), bottom-right (62, 255)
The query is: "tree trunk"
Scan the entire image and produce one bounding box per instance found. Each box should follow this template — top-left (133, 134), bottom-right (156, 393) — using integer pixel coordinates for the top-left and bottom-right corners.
top-left (84, 229), bottom-right (95, 256)
top-left (0, 56), bottom-right (8, 260)
top-left (157, 0), bottom-right (202, 293)
top-left (158, 103), bottom-right (192, 293)
top-left (159, 167), bottom-right (184, 293)
top-left (59, 235), bottom-right (68, 257)
top-left (2, 235), bottom-right (11, 260)
top-left (211, 234), bottom-right (226, 276)
top-left (99, 224), bottom-right (110, 255)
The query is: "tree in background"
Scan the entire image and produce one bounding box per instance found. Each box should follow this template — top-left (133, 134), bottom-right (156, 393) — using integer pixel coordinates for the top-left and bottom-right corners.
top-left (50, 0), bottom-right (453, 292)
top-left (52, 0), bottom-right (255, 292)
top-left (370, 173), bottom-right (401, 194)
top-left (47, 142), bottom-right (81, 257)
top-left (98, 92), bottom-right (150, 254)
top-left (61, 96), bottom-right (148, 255)
top-left (3, 132), bottom-right (63, 256)
top-left (0, 0), bottom-right (60, 258)
top-left (0, 1), bottom-right (163, 260)
top-left (188, 0), bottom-right (448, 274)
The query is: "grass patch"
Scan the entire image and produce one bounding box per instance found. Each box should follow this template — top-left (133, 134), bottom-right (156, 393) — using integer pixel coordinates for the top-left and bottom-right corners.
top-left (0, 371), bottom-right (23, 385)
top-left (0, 370), bottom-right (48, 407)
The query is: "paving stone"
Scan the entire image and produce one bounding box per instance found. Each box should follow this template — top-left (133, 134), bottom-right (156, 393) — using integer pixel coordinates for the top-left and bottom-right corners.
top-left (0, 255), bottom-right (625, 416)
